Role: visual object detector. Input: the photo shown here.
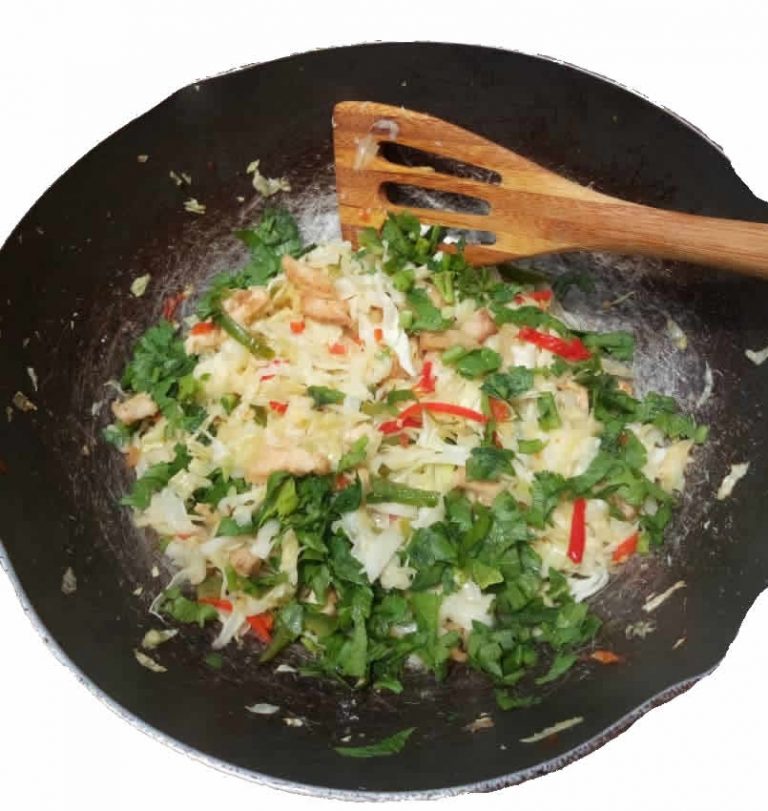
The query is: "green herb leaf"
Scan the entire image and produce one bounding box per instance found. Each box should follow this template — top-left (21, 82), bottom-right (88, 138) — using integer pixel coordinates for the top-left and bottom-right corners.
top-left (537, 392), bottom-right (561, 431)
top-left (526, 471), bottom-right (567, 528)
top-left (407, 524), bottom-right (458, 569)
top-left (216, 515), bottom-right (254, 536)
top-left (444, 347), bottom-right (502, 379)
top-left (307, 385), bottom-right (345, 408)
top-left (405, 288), bottom-right (453, 333)
top-left (102, 422), bottom-right (133, 448)
top-left (470, 559), bottom-right (504, 589)
top-left (160, 587), bottom-right (218, 627)
top-left (367, 477), bottom-right (440, 508)
top-left (535, 652), bottom-right (578, 685)
top-left (334, 727), bottom-right (415, 758)
top-left (121, 444), bottom-right (191, 509)
top-left (204, 652), bottom-right (224, 670)
top-left (259, 603), bottom-right (304, 663)
top-left (255, 472), bottom-right (299, 525)
top-left (386, 389), bottom-right (417, 407)
top-left (337, 436), bottom-right (369, 472)
top-left (410, 591), bottom-right (459, 677)
top-left (252, 405), bottom-right (267, 426)
top-left (121, 321), bottom-right (198, 427)
top-left (490, 304), bottom-right (571, 336)
top-left (517, 438), bottom-right (545, 454)
top-left (329, 532), bottom-right (369, 585)
top-left (581, 330), bottom-right (635, 361)
top-left (481, 367), bottom-right (534, 402)
top-left (466, 446), bottom-right (515, 481)
top-left (495, 690), bottom-right (542, 711)
top-left (220, 392), bottom-right (240, 414)
top-left (331, 476), bottom-right (363, 514)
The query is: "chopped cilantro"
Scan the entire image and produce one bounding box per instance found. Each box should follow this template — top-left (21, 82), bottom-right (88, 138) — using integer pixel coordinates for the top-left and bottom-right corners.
top-left (481, 367), bottom-right (534, 401)
top-left (121, 444), bottom-right (191, 509)
top-left (537, 392), bottom-right (561, 430)
top-left (161, 587), bottom-right (218, 627)
top-left (466, 446), bottom-right (515, 481)
top-left (334, 727), bottom-right (415, 758)
top-left (307, 385), bottom-right (345, 408)
top-left (405, 288), bottom-right (453, 333)
top-left (443, 347), bottom-right (502, 378)
top-left (338, 436), bottom-right (369, 472)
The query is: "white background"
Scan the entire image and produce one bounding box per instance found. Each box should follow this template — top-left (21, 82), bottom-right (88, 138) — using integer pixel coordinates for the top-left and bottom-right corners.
top-left (2, 2), bottom-right (768, 808)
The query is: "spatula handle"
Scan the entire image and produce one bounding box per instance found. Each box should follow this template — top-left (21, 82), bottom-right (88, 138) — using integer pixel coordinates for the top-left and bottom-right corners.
top-left (565, 202), bottom-right (768, 278)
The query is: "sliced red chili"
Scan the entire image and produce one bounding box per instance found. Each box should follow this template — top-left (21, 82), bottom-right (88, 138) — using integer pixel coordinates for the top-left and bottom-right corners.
top-left (162, 292), bottom-right (186, 321)
top-left (514, 289), bottom-right (553, 306)
top-left (567, 498), bottom-right (587, 564)
top-left (290, 320), bottom-right (305, 334)
top-left (612, 532), bottom-right (639, 563)
top-left (590, 649), bottom-right (624, 665)
top-left (416, 360), bottom-right (436, 393)
top-left (269, 400), bottom-right (288, 415)
top-left (198, 597), bottom-right (233, 612)
top-left (399, 401), bottom-right (487, 424)
top-left (517, 327), bottom-right (591, 362)
top-left (246, 612), bottom-right (274, 644)
top-left (190, 321), bottom-right (215, 336)
top-left (489, 398), bottom-right (511, 422)
top-left (378, 415), bottom-right (422, 434)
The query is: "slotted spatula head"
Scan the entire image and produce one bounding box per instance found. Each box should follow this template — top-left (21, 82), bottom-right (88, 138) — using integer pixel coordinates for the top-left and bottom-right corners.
top-left (332, 100), bottom-right (612, 265)
top-left (333, 101), bottom-right (768, 277)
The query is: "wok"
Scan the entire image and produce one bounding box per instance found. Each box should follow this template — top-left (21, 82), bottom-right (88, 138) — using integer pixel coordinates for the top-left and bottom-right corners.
top-left (1, 42), bottom-right (767, 798)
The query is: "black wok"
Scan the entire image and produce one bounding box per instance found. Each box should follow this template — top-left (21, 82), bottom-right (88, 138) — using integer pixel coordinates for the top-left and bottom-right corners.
top-left (1, 42), bottom-right (767, 798)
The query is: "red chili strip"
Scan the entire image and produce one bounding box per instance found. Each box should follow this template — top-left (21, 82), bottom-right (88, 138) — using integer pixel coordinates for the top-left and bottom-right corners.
top-left (198, 597), bottom-right (233, 612)
top-left (162, 292), bottom-right (186, 321)
top-left (612, 532), bottom-right (639, 563)
top-left (514, 290), bottom-right (553, 305)
top-left (378, 415), bottom-right (422, 435)
top-left (489, 398), bottom-right (511, 422)
top-left (190, 321), bottom-right (215, 335)
top-left (246, 612), bottom-right (274, 644)
top-left (399, 401), bottom-right (487, 423)
top-left (567, 498), bottom-right (587, 564)
top-left (517, 327), bottom-right (591, 362)
top-left (416, 360), bottom-right (436, 393)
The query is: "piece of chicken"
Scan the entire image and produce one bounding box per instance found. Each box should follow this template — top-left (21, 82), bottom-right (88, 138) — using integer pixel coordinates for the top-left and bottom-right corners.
top-left (222, 287), bottom-right (271, 324)
top-left (229, 546), bottom-right (261, 577)
top-left (557, 379), bottom-right (590, 412)
top-left (462, 308), bottom-right (498, 343)
top-left (282, 255), bottom-right (351, 326)
top-left (124, 445), bottom-right (141, 468)
top-left (282, 255), bottom-right (336, 297)
top-left (111, 392), bottom-right (158, 425)
top-left (419, 308), bottom-right (497, 352)
top-left (247, 445), bottom-right (331, 482)
top-left (301, 295), bottom-right (351, 326)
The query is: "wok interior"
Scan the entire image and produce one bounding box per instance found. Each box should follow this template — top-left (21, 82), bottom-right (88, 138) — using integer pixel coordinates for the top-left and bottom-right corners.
top-left (2, 44), bottom-right (768, 795)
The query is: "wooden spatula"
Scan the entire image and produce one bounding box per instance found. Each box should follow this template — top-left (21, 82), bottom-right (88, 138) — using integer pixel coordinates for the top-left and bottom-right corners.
top-left (333, 101), bottom-right (768, 278)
